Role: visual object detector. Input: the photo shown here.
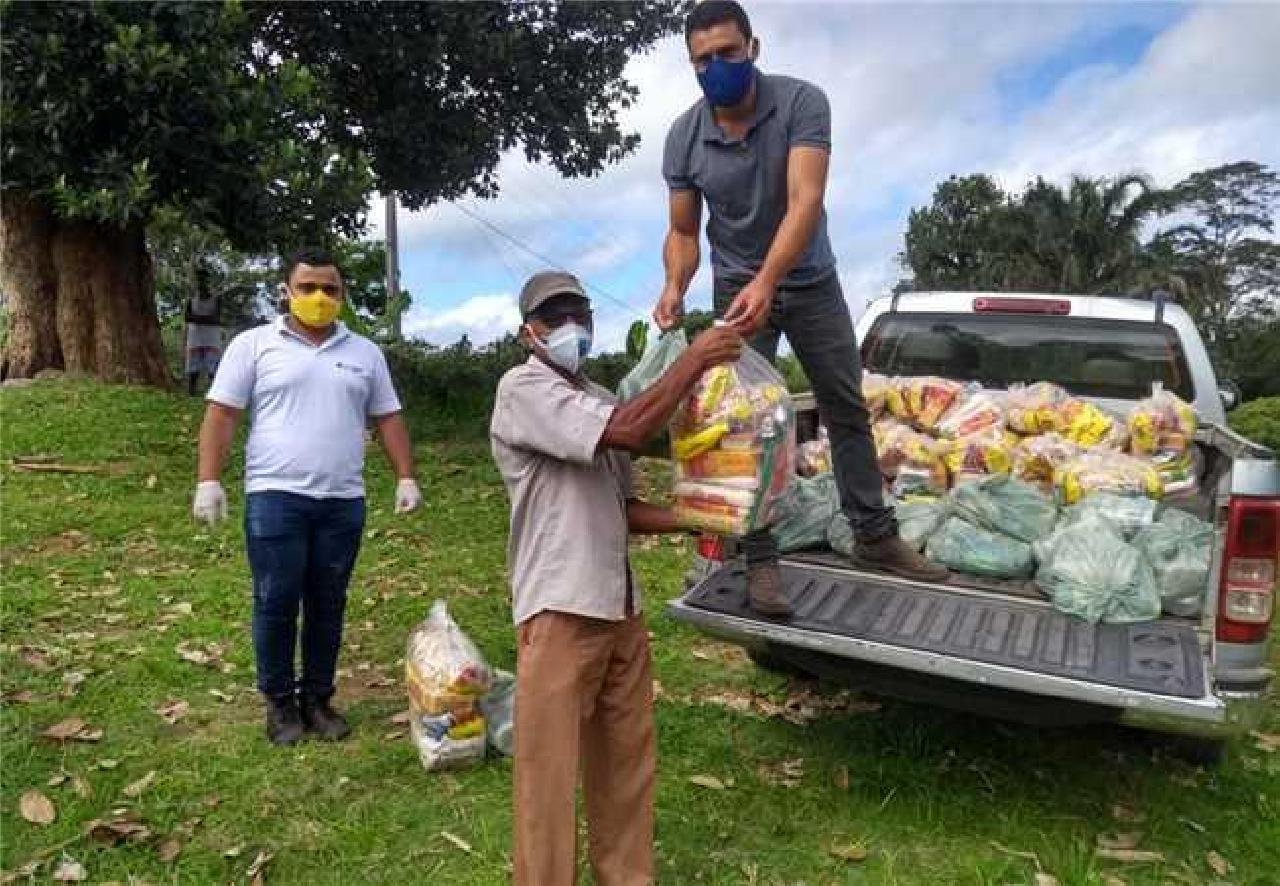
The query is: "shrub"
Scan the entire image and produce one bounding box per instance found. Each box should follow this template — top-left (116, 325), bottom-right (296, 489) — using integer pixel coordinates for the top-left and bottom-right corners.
top-left (1228, 396), bottom-right (1280, 453)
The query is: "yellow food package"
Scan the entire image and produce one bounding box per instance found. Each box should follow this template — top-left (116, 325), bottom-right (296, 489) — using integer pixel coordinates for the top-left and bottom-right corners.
top-left (1054, 452), bottom-right (1164, 504)
top-left (1059, 400), bottom-right (1115, 447)
top-left (672, 422), bottom-right (729, 460)
top-left (679, 448), bottom-right (761, 480)
top-left (1005, 382), bottom-right (1071, 435)
top-left (1126, 388), bottom-right (1198, 457)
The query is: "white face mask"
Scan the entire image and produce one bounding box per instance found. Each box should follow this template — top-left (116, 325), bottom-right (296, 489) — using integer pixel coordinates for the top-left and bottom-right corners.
top-left (531, 322), bottom-right (593, 375)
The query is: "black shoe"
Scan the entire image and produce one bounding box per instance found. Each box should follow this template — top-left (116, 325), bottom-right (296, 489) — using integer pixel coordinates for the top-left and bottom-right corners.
top-left (265, 694), bottom-right (305, 746)
top-left (300, 694), bottom-right (351, 741)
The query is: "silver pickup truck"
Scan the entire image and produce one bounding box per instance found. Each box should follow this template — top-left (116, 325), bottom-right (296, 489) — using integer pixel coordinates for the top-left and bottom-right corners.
top-left (669, 291), bottom-right (1278, 760)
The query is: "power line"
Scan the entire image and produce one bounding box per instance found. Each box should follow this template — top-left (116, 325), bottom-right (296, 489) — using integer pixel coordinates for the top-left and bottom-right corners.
top-left (446, 201), bottom-right (642, 316)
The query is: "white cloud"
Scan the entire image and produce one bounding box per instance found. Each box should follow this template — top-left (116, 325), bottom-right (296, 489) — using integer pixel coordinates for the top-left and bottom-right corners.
top-left (404, 293), bottom-right (521, 346)
top-left (375, 1), bottom-right (1278, 348)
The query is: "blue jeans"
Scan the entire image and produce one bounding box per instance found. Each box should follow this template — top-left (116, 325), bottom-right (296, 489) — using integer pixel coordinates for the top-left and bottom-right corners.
top-left (245, 491), bottom-right (365, 700)
top-left (715, 273), bottom-right (897, 562)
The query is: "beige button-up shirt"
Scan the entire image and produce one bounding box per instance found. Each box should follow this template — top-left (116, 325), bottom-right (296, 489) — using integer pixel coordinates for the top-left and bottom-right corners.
top-left (490, 357), bottom-right (639, 625)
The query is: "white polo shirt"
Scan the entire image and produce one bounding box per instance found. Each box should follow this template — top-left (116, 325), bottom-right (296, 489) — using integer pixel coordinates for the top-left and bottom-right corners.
top-left (207, 318), bottom-right (402, 499)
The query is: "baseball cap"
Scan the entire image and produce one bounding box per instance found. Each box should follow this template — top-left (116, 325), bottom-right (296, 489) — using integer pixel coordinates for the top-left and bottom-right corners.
top-left (519, 271), bottom-right (589, 319)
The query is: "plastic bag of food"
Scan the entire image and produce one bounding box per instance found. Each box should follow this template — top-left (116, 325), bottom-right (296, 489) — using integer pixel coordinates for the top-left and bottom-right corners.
top-left (936, 390), bottom-right (1006, 439)
top-left (1150, 450), bottom-right (1198, 497)
top-left (1059, 492), bottom-right (1158, 540)
top-left (897, 499), bottom-right (947, 551)
top-left (941, 427), bottom-right (1016, 486)
top-left (617, 329), bottom-right (688, 401)
top-left (772, 473), bottom-right (841, 553)
top-left (1132, 509), bottom-right (1214, 616)
top-left (827, 511), bottom-right (855, 556)
top-left (948, 474), bottom-right (1058, 544)
top-left (1011, 433), bottom-right (1080, 494)
top-left (926, 516), bottom-right (1034, 579)
top-left (1058, 399), bottom-right (1117, 447)
top-left (873, 418), bottom-right (948, 496)
top-left (672, 348), bottom-right (795, 535)
top-left (886, 376), bottom-right (965, 431)
top-left (478, 670), bottom-right (516, 757)
top-left (862, 371), bottom-right (891, 419)
top-left (1034, 521), bottom-right (1160, 624)
top-left (1055, 451), bottom-right (1163, 505)
top-left (796, 427), bottom-right (832, 477)
top-left (405, 601), bottom-right (494, 771)
top-left (1005, 382), bottom-right (1071, 435)
top-left (1127, 386), bottom-right (1197, 458)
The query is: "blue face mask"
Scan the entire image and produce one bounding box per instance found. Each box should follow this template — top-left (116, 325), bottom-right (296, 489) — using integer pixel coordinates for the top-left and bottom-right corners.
top-left (696, 55), bottom-right (756, 108)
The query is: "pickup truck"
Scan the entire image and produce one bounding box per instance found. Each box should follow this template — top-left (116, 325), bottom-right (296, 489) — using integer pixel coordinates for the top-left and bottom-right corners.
top-left (669, 291), bottom-right (1278, 760)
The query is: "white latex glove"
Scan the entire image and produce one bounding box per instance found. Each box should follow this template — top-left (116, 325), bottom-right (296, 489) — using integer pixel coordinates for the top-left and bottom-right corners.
top-left (193, 480), bottom-right (228, 525)
top-left (394, 477), bottom-right (423, 514)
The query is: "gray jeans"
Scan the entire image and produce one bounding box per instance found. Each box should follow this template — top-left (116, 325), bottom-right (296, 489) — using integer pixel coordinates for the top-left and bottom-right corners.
top-left (714, 273), bottom-right (896, 562)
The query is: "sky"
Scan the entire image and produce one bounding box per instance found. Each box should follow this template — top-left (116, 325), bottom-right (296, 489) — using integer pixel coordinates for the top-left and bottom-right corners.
top-left (366, 1), bottom-right (1279, 353)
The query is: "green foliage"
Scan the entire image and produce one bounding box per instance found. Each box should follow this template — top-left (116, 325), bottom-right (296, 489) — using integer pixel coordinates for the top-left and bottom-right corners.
top-left (1228, 396), bottom-right (1280, 453)
top-left (681, 308), bottom-right (717, 339)
top-left (626, 320), bottom-right (649, 361)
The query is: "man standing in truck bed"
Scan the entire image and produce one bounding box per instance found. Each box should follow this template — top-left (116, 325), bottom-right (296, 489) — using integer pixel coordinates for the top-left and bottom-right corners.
top-left (654, 0), bottom-right (947, 617)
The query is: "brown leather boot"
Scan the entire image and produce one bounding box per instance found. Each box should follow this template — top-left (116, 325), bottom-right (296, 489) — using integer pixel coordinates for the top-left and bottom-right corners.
top-left (853, 534), bottom-right (950, 582)
top-left (746, 561), bottom-right (794, 618)
top-left (299, 694), bottom-right (352, 741)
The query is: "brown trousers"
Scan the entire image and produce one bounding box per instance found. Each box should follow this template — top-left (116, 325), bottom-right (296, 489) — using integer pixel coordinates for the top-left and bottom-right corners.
top-left (514, 611), bottom-right (655, 886)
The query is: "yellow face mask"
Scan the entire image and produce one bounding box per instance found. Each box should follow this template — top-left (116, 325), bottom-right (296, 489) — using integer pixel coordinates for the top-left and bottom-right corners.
top-left (288, 288), bottom-right (341, 328)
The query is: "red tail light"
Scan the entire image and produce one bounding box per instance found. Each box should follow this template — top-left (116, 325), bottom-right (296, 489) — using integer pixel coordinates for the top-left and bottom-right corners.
top-left (972, 296), bottom-right (1071, 315)
top-left (696, 533), bottom-right (726, 563)
top-left (1217, 496), bottom-right (1280, 643)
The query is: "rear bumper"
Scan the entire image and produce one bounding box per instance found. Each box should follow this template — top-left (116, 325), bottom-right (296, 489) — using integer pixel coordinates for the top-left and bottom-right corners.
top-left (668, 598), bottom-right (1265, 739)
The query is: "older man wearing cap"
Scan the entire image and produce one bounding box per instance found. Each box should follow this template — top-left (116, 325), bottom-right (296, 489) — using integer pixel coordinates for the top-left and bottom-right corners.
top-left (491, 270), bottom-right (742, 886)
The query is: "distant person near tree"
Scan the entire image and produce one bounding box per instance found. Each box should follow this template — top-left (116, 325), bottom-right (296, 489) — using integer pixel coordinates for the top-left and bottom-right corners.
top-left (184, 265), bottom-right (223, 395)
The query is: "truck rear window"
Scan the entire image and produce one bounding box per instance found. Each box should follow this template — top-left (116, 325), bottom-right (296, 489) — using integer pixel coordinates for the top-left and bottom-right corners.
top-left (861, 313), bottom-right (1194, 401)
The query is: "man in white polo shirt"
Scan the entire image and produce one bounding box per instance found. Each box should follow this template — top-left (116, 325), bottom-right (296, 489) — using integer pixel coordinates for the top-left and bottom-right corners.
top-left (193, 248), bottom-right (422, 746)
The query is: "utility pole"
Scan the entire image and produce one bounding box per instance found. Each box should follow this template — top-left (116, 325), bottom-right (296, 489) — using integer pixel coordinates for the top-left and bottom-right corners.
top-left (384, 190), bottom-right (401, 339)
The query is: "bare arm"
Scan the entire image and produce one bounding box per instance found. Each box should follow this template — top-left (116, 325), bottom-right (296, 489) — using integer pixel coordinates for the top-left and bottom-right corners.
top-left (372, 412), bottom-right (415, 479)
top-left (626, 498), bottom-right (685, 535)
top-left (599, 326), bottom-right (742, 454)
top-left (197, 402), bottom-right (241, 482)
top-left (758, 146), bottom-right (829, 287)
top-left (654, 190), bottom-right (703, 330)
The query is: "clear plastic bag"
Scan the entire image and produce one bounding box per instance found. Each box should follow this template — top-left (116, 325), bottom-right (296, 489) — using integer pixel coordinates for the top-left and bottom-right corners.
top-left (1034, 520), bottom-right (1160, 624)
top-left (862, 371), bottom-right (891, 420)
top-left (941, 427), bottom-right (1016, 487)
top-left (796, 427), bottom-right (832, 477)
top-left (1058, 399), bottom-right (1117, 447)
top-left (925, 516), bottom-right (1035, 579)
top-left (948, 474), bottom-right (1058, 544)
top-left (405, 601), bottom-right (493, 771)
top-left (886, 376), bottom-right (965, 432)
top-left (1058, 492), bottom-right (1158, 540)
top-left (827, 512), bottom-right (855, 556)
top-left (1127, 386), bottom-right (1197, 458)
top-left (1132, 509), bottom-right (1213, 616)
top-left (1011, 433), bottom-right (1079, 495)
top-left (672, 348), bottom-right (795, 535)
top-left (897, 499), bottom-right (947, 551)
top-left (617, 329), bottom-right (687, 401)
top-left (772, 473), bottom-right (840, 553)
top-left (1005, 382), bottom-right (1071, 435)
top-left (873, 419), bottom-right (948, 496)
top-left (936, 390), bottom-right (1006, 439)
top-left (1055, 451), bottom-right (1163, 505)
top-left (478, 670), bottom-right (516, 757)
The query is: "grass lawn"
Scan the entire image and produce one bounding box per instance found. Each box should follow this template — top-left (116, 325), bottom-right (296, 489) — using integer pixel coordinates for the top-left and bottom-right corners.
top-left (2, 380), bottom-right (1278, 885)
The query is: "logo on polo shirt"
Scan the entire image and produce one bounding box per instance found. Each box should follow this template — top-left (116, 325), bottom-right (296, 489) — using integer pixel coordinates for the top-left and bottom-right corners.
top-left (333, 361), bottom-right (367, 376)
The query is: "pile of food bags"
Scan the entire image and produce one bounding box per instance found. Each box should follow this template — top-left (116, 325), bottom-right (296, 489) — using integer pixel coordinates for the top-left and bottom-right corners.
top-left (1032, 514), bottom-right (1161, 624)
top-left (405, 601), bottom-right (494, 771)
top-left (671, 348), bottom-right (795, 536)
top-left (772, 472), bottom-right (840, 553)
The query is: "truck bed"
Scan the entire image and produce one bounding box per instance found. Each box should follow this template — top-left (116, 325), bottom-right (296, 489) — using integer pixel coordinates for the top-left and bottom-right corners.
top-left (681, 560), bottom-right (1206, 699)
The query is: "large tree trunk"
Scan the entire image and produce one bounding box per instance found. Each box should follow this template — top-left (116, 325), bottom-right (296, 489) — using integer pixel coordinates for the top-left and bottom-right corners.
top-left (0, 192), bottom-right (64, 378)
top-left (51, 220), bottom-right (171, 387)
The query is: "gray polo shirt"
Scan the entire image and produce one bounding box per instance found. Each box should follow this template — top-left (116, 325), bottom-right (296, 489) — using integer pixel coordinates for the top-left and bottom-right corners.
top-left (663, 73), bottom-right (836, 288)
top-left (490, 357), bottom-right (639, 626)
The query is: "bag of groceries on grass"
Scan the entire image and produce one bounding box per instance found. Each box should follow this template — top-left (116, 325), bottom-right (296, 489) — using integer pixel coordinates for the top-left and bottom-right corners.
top-left (671, 345), bottom-right (795, 536)
top-left (405, 601), bottom-right (493, 771)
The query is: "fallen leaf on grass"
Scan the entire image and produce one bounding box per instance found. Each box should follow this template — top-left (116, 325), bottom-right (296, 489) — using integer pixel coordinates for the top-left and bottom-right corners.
top-left (157, 839), bottom-right (182, 864)
top-left (246, 850), bottom-right (274, 885)
top-left (1034, 874), bottom-right (1061, 886)
top-left (382, 730), bottom-right (405, 741)
top-left (2, 689), bottom-right (37, 704)
top-left (19, 790), bottom-right (56, 825)
top-left (388, 710), bottom-right (411, 726)
top-left (51, 858), bottom-right (86, 882)
top-left (122, 771), bottom-right (156, 799)
top-left (87, 818), bottom-right (152, 846)
top-left (71, 775), bottom-right (92, 799)
top-left (440, 832), bottom-right (472, 853)
top-left (93, 759), bottom-right (119, 770)
top-left (688, 775), bottom-right (726, 791)
top-left (154, 699), bottom-right (190, 725)
top-left (145, 474), bottom-right (158, 489)
top-left (1096, 833), bottom-right (1142, 851)
top-left (834, 765), bottom-right (850, 791)
top-left (1101, 877), bottom-right (1127, 886)
top-left (41, 718), bottom-right (86, 741)
top-left (1095, 848), bottom-right (1164, 864)
top-left (208, 688), bottom-right (235, 703)
top-left (223, 845), bottom-right (245, 859)
top-left (20, 647), bottom-right (55, 671)
top-left (756, 758), bottom-right (804, 789)
top-left (1206, 850), bottom-right (1232, 877)
top-left (1251, 731), bottom-right (1280, 753)
top-left (47, 772), bottom-right (69, 788)
top-left (61, 671), bottom-right (87, 696)
top-left (829, 843), bottom-right (868, 863)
